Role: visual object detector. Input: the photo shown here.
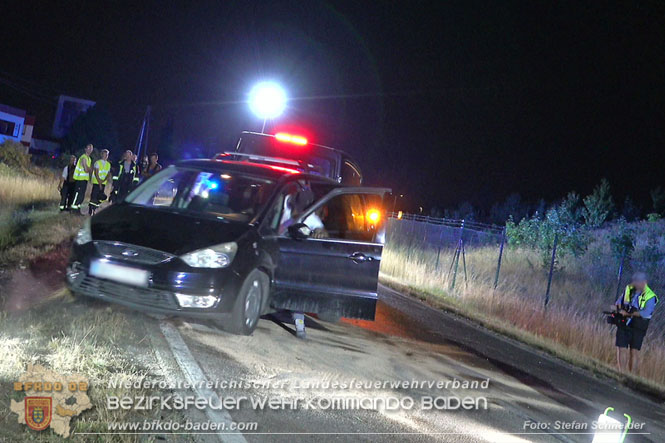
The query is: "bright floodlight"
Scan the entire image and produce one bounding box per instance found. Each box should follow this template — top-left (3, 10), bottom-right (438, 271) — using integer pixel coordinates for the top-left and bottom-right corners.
top-left (249, 82), bottom-right (287, 119)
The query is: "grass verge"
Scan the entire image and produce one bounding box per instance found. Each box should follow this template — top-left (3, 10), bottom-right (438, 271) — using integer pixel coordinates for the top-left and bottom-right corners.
top-left (0, 205), bottom-right (82, 267)
top-left (379, 272), bottom-right (665, 401)
top-left (0, 168), bottom-right (59, 205)
top-left (0, 297), bottom-right (191, 442)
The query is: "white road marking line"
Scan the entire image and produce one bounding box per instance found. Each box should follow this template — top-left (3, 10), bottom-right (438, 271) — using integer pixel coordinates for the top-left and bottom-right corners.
top-left (160, 320), bottom-right (247, 443)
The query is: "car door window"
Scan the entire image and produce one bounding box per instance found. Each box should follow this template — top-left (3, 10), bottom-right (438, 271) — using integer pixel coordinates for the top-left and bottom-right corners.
top-left (266, 181), bottom-right (332, 235)
top-left (302, 193), bottom-right (381, 242)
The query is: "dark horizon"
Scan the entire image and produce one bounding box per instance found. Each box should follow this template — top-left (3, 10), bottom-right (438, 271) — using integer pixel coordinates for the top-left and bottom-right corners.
top-left (2, 0), bottom-right (663, 214)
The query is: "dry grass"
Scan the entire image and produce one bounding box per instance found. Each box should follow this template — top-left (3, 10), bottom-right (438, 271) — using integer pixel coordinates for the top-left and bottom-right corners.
top-left (0, 168), bottom-right (59, 205)
top-left (0, 207), bottom-right (82, 266)
top-left (0, 162), bottom-right (189, 441)
top-left (0, 162), bottom-right (74, 262)
top-left (0, 300), bottom-right (189, 442)
top-left (380, 245), bottom-right (665, 393)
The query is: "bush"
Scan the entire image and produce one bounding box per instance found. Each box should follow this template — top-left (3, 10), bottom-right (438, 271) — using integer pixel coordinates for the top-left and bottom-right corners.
top-left (506, 192), bottom-right (588, 268)
top-left (0, 140), bottom-right (31, 172)
top-left (647, 213), bottom-right (661, 222)
top-left (609, 218), bottom-right (635, 260)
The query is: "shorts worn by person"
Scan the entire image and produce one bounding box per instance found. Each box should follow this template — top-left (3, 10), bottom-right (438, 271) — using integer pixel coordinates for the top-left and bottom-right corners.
top-left (613, 272), bottom-right (659, 373)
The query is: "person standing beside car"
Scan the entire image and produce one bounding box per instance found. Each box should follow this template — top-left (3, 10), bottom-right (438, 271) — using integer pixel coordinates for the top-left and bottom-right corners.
top-left (613, 272), bottom-right (659, 373)
top-left (112, 150), bottom-right (139, 202)
top-left (88, 149), bottom-right (111, 215)
top-left (142, 152), bottom-right (162, 180)
top-left (71, 144), bottom-right (94, 214)
top-left (140, 155), bottom-right (149, 178)
top-left (58, 155), bottom-right (77, 211)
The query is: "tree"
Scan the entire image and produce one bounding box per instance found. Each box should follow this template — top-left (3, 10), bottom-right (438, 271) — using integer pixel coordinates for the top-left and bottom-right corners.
top-left (610, 218), bottom-right (635, 260)
top-left (489, 193), bottom-right (528, 224)
top-left (445, 201), bottom-right (476, 220)
top-left (60, 105), bottom-right (120, 157)
top-left (558, 192), bottom-right (583, 226)
top-left (582, 178), bottom-right (614, 227)
top-left (620, 196), bottom-right (641, 222)
top-left (650, 186), bottom-right (665, 216)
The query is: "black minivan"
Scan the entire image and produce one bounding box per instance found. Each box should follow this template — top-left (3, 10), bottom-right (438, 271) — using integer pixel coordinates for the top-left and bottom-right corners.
top-left (67, 159), bottom-right (388, 335)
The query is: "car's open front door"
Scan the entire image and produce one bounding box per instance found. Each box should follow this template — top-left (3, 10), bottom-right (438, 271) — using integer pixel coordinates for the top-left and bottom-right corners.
top-left (272, 187), bottom-right (390, 320)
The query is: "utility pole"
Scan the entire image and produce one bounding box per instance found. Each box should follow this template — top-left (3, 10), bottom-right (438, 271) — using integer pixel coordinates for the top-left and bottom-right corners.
top-left (135, 106), bottom-right (151, 159)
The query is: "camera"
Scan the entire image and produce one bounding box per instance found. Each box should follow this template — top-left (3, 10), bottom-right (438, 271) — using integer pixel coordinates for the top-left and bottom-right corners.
top-left (604, 306), bottom-right (634, 326)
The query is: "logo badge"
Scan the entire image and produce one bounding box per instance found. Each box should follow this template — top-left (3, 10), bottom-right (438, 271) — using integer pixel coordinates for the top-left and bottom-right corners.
top-left (122, 249), bottom-right (139, 257)
top-left (25, 397), bottom-right (52, 431)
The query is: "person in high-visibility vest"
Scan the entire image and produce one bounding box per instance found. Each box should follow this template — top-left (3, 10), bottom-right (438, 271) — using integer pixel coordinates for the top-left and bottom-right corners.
top-left (71, 144), bottom-right (94, 213)
top-left (88, 149), bottom-right (111, 216)
top-left (111, 150), bottom-right (140, 202)
top-left (613, 272), bottom-right (659, 372)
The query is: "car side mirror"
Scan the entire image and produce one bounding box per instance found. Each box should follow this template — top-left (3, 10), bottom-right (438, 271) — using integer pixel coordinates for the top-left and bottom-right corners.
top-left (288, 223), bottom-right (312, 240)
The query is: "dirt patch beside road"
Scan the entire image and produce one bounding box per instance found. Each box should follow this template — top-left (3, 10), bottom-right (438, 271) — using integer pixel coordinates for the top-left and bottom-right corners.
top-left (3, 242), bottom-right (70, 311)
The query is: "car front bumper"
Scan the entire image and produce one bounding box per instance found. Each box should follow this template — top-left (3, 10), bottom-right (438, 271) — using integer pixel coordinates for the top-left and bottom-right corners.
top-left (66, 242), bottom-right (243, 319)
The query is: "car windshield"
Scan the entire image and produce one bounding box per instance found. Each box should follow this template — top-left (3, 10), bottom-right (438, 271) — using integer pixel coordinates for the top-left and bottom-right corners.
top-left (125, 167), bottom-right (276, 223)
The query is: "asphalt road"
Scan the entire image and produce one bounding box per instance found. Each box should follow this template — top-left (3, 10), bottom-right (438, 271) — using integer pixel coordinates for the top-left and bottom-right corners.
top-left (145, 284), bottom-right (665, 443)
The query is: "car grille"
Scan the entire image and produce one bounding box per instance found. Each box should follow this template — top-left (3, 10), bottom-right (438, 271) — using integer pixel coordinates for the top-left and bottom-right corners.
top-left (75, 274), bottom-right (179, 309)
top-left (94, 241), bottom-right (175, 265)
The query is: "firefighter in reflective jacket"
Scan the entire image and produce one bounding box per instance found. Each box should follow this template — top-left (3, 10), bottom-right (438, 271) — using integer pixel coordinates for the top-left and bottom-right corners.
top-left (88, 149), bottom-right (111, 215)
top-left (112, 150), bottom-right (140, 202)
top-left (71, 144), bottom-right (94, 213)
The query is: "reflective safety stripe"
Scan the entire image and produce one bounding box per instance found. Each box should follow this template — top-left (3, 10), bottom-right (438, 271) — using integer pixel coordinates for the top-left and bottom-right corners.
top-left (92, 160), bottom-right (111, 184)
top-left (71, 190), bottom-right (80, 209)
top-left (73, 155), bottom-right (91, 181)
top-left (116, 162), bottom-right (138, 179)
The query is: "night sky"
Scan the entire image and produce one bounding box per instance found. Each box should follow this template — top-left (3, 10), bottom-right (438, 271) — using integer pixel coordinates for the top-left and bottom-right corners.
top-left (2, 1), bottom-right (664, 213)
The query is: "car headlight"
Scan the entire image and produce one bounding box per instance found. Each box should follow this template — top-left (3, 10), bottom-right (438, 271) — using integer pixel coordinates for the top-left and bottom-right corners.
top-left (74, 218), bottom-right (92, 245)
top-left (180, 242), bottom-right (238, 268)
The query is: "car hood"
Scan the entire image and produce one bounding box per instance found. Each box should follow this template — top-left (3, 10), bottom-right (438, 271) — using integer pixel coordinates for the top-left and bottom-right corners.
top-left (90, 204), bottom-right (252, 255)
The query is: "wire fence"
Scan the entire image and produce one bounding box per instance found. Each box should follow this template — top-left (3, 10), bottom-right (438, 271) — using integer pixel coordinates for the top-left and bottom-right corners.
top-left (384, 213), bottom-right (663, 307)
top-left (383, 212), bottom-right (665, 338)
top-left (385, 213), bottom-right (506, 291)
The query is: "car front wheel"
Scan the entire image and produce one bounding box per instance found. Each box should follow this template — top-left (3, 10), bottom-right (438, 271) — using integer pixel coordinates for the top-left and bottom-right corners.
top-left (226, 269), bottom-right (269, 335)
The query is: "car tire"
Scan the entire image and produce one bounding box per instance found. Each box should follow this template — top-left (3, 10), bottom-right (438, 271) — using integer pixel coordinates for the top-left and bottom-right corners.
top-left (226, 269), bottom-right (269, 335)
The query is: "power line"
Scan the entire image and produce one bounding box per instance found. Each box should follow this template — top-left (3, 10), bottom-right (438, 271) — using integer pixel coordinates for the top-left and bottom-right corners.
top-left (0, 69), bottom-right (60, 97)
top-left (0, 76), bottom-right (57, 105)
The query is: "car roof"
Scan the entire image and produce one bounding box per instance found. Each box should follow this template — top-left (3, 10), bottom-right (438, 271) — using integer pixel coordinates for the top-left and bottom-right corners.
top-left (175, 158), bottom-right (340, 185)
top-left (240, 131), bottom-right (357, 163)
